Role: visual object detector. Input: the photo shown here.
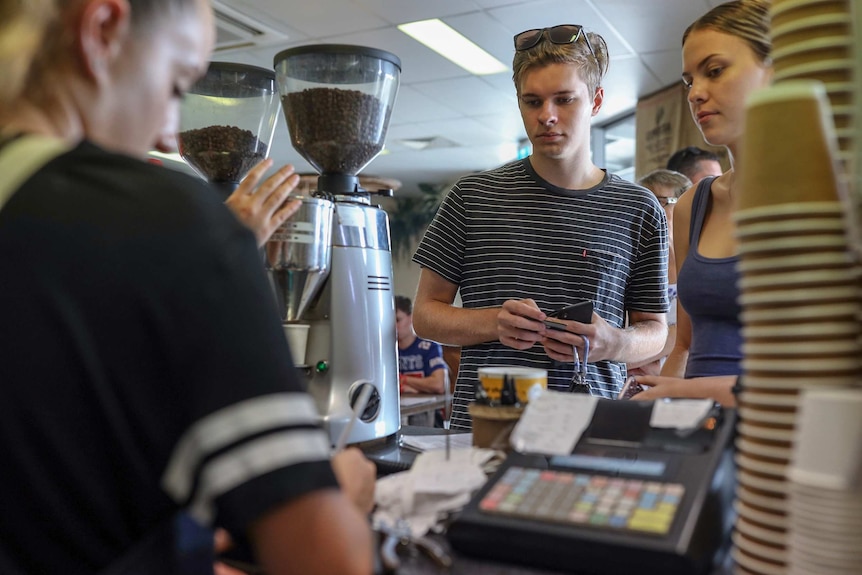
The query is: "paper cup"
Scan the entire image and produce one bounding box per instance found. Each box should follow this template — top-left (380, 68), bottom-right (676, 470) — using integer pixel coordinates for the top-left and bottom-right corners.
top-left (735, 500), bottom-right (788, 530)
top-left (742, 357), bottom-right (861, 375)
top-left (737, 436), bottom-right (795, 461)
top-left (732, 530), bottom-right (787, 563)
top-left (736, 514), bottom-right (788, 546)
top-left (738, 407), bottom-right (798, 427)
top-left (772, 36), bottom-right (852, 74)
top-left (735, 218), bottom-right (848, 240)
top-left (789, 502), bottom-right (862, 533)
top-left (741, 306), bottom-right (859, 326)
top-left (771, 13), bottom-right (850, 49)
top-left (737, 453), bottom-right (790, 481)
top-left (738, 485), bottom-right (788, 513)
top-left (743, 373), bottom-right (859, 390)
top-left (741, 321), bottom-right (860, 341)
top-left (740, 81), bottom-right (844, 210)
top-left (771, 0), bottom-right (851, 28)
top-left (742, 339), bottom-right (859, 357)
top-left (772, 59), bottom-right (853, 84)
top-left (738, 268), bottom-right (857, 290)
top-left (737, 252), bottom-right (853, 276)
top-left (788, 388), bottom-right (862, 490)
top-left (738, 284), bottom-right (859, 307)
top-left (734, 201), bottom-right (844, 224)
top-left (477, 366), bottom-right (547, 405)
top-left (732, 546), bottom-right (785, 575)
top-left (283, 323), bottom-right (310, 366)
top-left (737, 233), bottom-right (849, 256)
top-left (739, 389), bottom-right (800, 408)
top-left (739, 422), bottom-right (796, 444)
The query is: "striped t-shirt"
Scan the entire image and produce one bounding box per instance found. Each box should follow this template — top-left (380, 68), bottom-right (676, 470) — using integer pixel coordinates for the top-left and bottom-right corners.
top-left (413, 159), bottom-right (668, 431)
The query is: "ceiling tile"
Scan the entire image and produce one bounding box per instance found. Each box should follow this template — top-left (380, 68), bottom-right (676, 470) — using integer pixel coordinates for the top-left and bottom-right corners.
top-left (352, 0), bottom-right (482, 25)
top-left (246, 0), bottom-right (387, 38)
top-left (642, 49), bottom-right (686, 87)
top-left (595, 56), bottom-right (663, 122)
top-left (595, 0), bottom-right (707, 54)
top-left (388, 85), bottom-right (464, 126)
top-left (411, 76), bottom-right (516, 117)
top-left (386, 117), bottom-right (501, 147)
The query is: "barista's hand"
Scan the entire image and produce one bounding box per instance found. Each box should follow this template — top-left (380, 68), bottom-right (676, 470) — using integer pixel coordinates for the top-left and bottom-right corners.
top-left (225, 159), bottom-right (301, 247)
top-left (498, 299), bottom-right (547, 350)
top-left (331, 447), bottom-right (376, 514)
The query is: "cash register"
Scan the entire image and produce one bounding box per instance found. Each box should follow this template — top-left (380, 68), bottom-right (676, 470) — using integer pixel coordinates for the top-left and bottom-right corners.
top-left (447, 399), bottom-right (736, 575)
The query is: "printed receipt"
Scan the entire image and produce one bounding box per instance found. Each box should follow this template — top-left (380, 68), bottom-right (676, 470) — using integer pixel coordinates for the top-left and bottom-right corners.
top-left (649, 399), bottom-right (714, 430)
top-left (509, 391), bottom-right (599, 455)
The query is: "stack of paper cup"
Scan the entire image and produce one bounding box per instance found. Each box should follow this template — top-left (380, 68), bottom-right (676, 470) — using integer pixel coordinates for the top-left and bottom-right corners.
top-left (731, 81), bottom-right (862, 575)
top-left (787, 389), bottom-right (862, 574)
top-left (854, 0), bottom-right (862, 250)
top-left (771, 0), bottom-right (855, 170)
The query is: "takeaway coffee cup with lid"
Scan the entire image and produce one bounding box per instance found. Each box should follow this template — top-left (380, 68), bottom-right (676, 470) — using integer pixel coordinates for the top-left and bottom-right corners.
top-left (477, 366), bottom-right (547, 405)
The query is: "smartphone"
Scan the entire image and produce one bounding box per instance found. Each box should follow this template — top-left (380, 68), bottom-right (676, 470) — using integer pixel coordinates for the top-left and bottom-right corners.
top-left (547, 300), bottom-right (593, 323)
top-left (543, 319), bottom-right (569, 331)
top-left (618, 376), bottom-right (644, 400)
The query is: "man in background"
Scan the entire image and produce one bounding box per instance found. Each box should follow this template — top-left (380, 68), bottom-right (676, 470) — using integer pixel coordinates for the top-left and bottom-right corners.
top-left (396, 295), bottom-right (447, 427)
top-left (627, 169), bottom-right (692, 376)
top-left (396, 295), bottom-right (447, 396)
top-left (666, 146), bottom-right (723, 184)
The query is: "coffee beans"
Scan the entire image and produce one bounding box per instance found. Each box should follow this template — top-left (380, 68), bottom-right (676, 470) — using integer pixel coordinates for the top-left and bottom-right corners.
top-left (284, 87), bottom-right (388, 174)
top-left (178, 125), bottom-right (267, 182)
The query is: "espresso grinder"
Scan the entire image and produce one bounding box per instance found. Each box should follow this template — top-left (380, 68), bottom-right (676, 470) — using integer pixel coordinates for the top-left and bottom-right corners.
top-left (270, 45), bottom-right (402, 446)
top-left (177, 62), bottom-right (281, 200)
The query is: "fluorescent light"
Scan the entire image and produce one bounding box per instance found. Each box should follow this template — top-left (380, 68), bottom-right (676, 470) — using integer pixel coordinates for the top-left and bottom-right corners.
top-left (399, 19), bottom-right (507, 76)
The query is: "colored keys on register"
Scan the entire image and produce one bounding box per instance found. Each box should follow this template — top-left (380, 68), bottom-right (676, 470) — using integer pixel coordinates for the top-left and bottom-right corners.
top-left (479, 466), bottom-right (685, 535)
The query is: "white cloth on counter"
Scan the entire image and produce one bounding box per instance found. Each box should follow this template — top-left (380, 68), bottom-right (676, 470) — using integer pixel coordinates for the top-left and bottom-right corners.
top-left (373, 447), bottom-right (499, 538)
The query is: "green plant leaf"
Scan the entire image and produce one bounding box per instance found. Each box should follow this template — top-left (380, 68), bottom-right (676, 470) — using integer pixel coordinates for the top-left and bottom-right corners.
top-left (389, 183), bottom-right (448, 261)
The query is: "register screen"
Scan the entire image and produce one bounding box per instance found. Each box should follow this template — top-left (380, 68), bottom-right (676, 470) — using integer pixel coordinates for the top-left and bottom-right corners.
top-left (549, 454), bottom-right (666, 477)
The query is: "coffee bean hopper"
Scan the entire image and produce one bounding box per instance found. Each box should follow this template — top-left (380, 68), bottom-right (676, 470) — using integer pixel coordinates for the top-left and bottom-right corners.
top-left (177, 62), bottom-right (281, 200)
top-left (270, 44), bottom-right (401, 447)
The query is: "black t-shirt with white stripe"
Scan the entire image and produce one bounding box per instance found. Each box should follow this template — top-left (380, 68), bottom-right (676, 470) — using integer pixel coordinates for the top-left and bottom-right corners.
top-left (0, 141), bottom-right (336, 573)
top-left (413, 159), bottom-right (668, 431)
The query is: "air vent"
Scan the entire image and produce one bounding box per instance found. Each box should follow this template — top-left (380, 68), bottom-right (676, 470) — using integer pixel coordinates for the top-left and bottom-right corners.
top-left (212, 0), bottom-right (288, 53)
top-left (367, 275), bottom-right (391, 291)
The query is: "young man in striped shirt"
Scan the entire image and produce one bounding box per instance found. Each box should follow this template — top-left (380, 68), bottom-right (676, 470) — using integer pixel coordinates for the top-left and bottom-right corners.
top-left (412, 25), bottom-right (669, 431)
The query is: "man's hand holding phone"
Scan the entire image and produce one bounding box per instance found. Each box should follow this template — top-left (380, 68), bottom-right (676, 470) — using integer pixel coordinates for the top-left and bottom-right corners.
top-left (540, 300), bottom-right (595, 363)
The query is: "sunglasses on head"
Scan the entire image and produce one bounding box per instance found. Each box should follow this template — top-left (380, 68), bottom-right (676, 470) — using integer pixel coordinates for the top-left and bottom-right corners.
top-left (514, 25), bottom-right (596, 60)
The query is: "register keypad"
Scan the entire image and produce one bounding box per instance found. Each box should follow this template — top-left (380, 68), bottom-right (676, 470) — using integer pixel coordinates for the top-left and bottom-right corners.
top-left (478, 466), bottom-right (685, 535)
